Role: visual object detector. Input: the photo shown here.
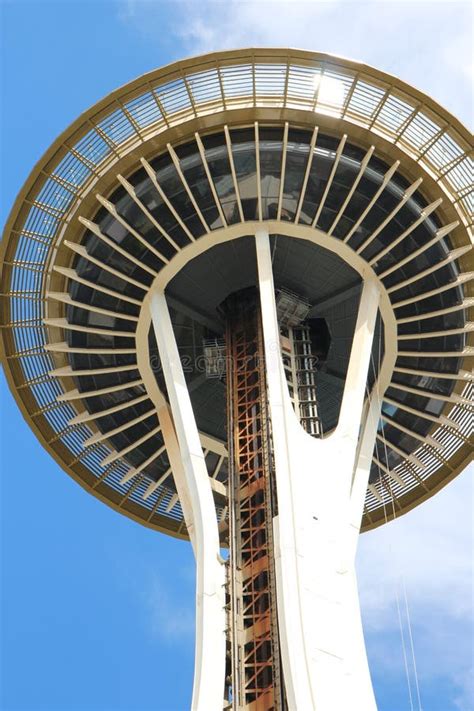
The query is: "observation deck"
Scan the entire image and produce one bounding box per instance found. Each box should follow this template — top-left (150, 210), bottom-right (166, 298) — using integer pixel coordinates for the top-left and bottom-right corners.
top-left (1, 48), bottom-right (472, 537)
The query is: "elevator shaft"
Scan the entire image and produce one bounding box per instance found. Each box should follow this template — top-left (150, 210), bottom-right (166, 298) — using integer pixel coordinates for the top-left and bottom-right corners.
top-left (225, 289), bottom-right (283, 711)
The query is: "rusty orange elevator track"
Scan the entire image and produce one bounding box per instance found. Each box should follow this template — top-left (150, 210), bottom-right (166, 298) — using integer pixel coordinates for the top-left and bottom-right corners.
top-left (225, 289), bottom-right (283, 711)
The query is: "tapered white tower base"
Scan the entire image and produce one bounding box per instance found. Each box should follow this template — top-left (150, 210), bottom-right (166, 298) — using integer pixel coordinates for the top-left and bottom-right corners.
top-left (256, 229), bottom-right (379, 710)
top-left (150, 229), bottom-right (384, 710)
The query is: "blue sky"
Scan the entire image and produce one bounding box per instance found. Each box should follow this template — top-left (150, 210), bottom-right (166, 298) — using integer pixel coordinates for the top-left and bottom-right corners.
top-left (1, 1), bottom-right (472, 710)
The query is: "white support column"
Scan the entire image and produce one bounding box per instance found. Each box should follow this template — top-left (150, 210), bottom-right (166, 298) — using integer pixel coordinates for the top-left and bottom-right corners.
top-left (150, 291), bottom-right (226, 711)
top-left (348, 391), bottom-right (383, 560)
top-left (156, 402), bottom-right (197, 553)
top-left (255, 228), bottom-right (380, 711)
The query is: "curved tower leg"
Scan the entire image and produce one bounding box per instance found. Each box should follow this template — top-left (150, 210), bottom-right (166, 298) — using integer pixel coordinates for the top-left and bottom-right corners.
top-left (150, 290), bottom-right (226, 711)
top-left (255, 229), bottom-right (380, 710)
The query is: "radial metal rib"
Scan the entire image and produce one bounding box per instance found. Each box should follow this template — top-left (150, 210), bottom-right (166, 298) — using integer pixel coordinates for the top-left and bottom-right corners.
top-left (394, 365), bottom-right (473, 381)
top-left (44, 317), bottom-right (134, 339)
top-left (389, 381), bottom-right (471, 405)
top-left (368, 198), bottom-right (442, 265)
top-left (195, 132), bottom-right (227, 226)
top-left (378, 221), bottom-right (459, 279)
top-left (224, 125), bottom-right (245, 223)
top-left (52, 266), bottom-right (142, 306)
top-left (68, 393), bottom-right (150, 425)
top-left (387, 245), bottom-right (471, 295)
top-left (102, 424), bottom-right (162, 467)
top-left (327, 145), bottom-right (374, 235)
top-left (140, 157), bottom-right (195, 241)
top-left (398, 323), bottom-right (473, 340)
top-left (49, 364), bottom-right (138, 377)
top-left (167, 143), bottom-right (210, 232)
top-left (357, 177), bottom-right (424, 255)
top-left (392, 271), bottom-right (473, 306)
top-left (396, 299), bottom-right (474, 323)
top-left (45, 342), bottom-right (136, 355)
top-left (343, 160), bottom-right (400, 243)
top-left (381, 413), bottom-right (443, 449)
top-left (84, 408), bottom-right (157, 446)
top-left (142, 466), bottom-right (172, 499)
top-left (276, 122), bottom-right (289, 221)
top-left (57, 378), bottom-right (144, 402)
top-left (64, 241), bottom-right (149, 291)
top-left (96, 190), bottom-right (175, 256)
top-left (295, 126), bottom-right (318, 223)
top-left (376, 433), bottom-right (425, 469)
top-left (254, 122), bottom-right (263, 221)
top-left (312, 134), bottom-right (347, 227)
top-left (47, 292), bottom-right (139, 322)
top-left (78, 217), bottom-right (158, 277)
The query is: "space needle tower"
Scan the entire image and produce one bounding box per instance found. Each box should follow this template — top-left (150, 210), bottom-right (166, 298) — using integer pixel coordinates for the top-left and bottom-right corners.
top-left (1, 49), bottom-right (472, 710)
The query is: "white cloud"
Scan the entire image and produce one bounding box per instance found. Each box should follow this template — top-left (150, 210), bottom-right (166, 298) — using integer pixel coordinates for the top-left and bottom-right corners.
top-left (453, 665), bottom-right (474, 711)
top-left (143, 567), bottom-right (195, 643)
top-left (119, 0), bottom-right (473, 125)
top-left (357, 465), bottom-right (474, 708)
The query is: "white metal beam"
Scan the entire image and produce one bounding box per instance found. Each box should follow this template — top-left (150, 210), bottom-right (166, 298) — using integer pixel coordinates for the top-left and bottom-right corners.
top-left (64, 240), bottom-right (148, 291)
top-left (105, 179), bottom-right (178, 254)
top-left (255, 227), bottom-right (379, 711)
top-left (312, 134), bottom-right (347, 227)
top-left (328, 145), bottom-right (374, 236)
top-left (379, 221), bottom-right (459, 279)
top-left (295, 126), bottom-right (318, 223)
top-left (52, 265), bottom-right (142, 306)
top-left (368, 197), bottom-right (442, 265)
top-left (150, 290), bottom-right (226, 711)
top-left (78, 217), bottom-right (158, 276)
top-left (47, 291), bottom-right (139, 322)
top-left (167, 143), bottom-right (210, 232)
top-left (195, 132), bottom-right (227, 226)
top-left (68, 393), bottom-right (149, 426)
top-left (224, 125), bottom-right (244, 223)
top-left (141, 157), bottom-right (196, 242)
top-left (386, 245), bottom-right (471, 295)
top-left (277, 122), bottom-right (289, 221)
top-left (343, 160), bottom-right (400, 243)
